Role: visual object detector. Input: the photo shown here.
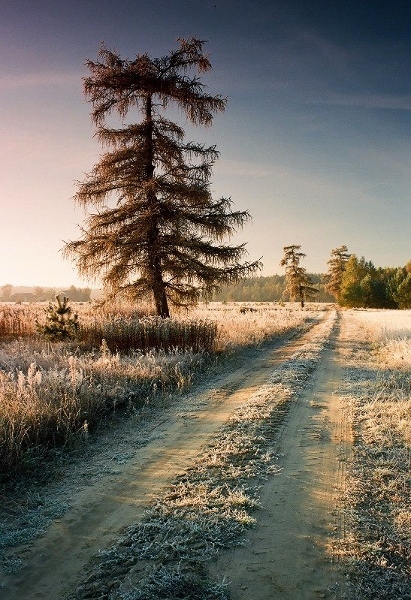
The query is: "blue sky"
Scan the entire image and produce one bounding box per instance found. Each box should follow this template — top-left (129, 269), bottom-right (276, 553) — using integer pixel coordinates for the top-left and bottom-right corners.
top-left (1, 0), bottom-right (410, 287)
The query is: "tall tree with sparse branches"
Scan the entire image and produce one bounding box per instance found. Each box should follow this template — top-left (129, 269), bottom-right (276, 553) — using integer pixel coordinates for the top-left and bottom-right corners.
top-left (280, 245), bottom-right (317, 308)
top-left (324, 245), bottom-right (350, 303)
top-left (64, 38), bottom-right (261, 317)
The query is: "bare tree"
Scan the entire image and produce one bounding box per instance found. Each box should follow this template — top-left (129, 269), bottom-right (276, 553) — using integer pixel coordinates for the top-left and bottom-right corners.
top-left (64, 38), bottom-right (260, 317)
top-left (280, 245), bottom-right (317, 308)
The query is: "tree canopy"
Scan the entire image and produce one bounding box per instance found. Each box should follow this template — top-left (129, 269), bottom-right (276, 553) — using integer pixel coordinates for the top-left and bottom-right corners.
top-left (64, 38), bottom-right (260, 317)
top-left (212, 252), bottom-right (411, 309)
top-left (340, 255), bottom-right (399, 309)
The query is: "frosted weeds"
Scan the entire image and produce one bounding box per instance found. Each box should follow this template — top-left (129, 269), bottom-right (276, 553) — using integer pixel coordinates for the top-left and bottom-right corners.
top-left (0, 303), bottom-right (317, 472)
top-left (336, 310), bottom-right (411, 600)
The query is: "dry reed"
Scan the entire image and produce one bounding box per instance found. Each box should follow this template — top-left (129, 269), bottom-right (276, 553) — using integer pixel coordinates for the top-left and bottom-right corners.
top-left (0, 302), bottom-right (318, 473)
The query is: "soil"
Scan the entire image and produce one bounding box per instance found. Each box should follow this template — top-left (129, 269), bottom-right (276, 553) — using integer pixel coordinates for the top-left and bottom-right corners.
top-left (209, 312), bottom-right (352, 599)
top-left (0, 309), bottom-right (354, 599)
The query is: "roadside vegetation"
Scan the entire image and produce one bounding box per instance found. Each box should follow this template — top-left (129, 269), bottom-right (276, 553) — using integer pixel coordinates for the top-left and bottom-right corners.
top-left (339, 310), bottom-right (411, 599)
top-left (0, 301), bottom-right (317, 474)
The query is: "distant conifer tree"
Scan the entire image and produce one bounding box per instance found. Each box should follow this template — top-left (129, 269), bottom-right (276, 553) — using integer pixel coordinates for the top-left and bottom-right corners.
top-left (280, 245), bottom-right (317, 308)
top-left (324, 245), bottom-right (350, 303)
top-left (64, 38), bottom-right (260, 317)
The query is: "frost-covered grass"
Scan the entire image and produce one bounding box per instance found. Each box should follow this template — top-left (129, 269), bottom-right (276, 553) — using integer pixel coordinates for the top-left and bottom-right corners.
top-left (0, 343), bottom-right (206, 472)
top-left (193, 302), bottom-right (322, 351)
top-left (0, 302), bottom-right (318, 473)
top-left (338, 310), bottom-right (411, 599)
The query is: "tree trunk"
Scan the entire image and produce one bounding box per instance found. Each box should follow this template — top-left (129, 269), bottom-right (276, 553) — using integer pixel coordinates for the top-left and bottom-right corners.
top-left (153, 269), bottom-right (170, 318)
top-left (299, 284), bottom-right (305, 309)
top-left (144, 95), bottom-right (170, 318)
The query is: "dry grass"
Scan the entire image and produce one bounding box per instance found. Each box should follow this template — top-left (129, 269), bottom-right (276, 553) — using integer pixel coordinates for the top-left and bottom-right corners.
top-left (0, 348), bottom-right (208, 472)
top-left (338, 310), bottom-right (411, 599)
top-left (0, 302), bottom-right (318, 473)
top-left (0, 305), bottom-right (43, 338)
top-left (0, 301), bottom-right (218, 353)
top-left (198, 302), bottom-right (320, 350)
top-left (78, 316), bottom-right (218, 354)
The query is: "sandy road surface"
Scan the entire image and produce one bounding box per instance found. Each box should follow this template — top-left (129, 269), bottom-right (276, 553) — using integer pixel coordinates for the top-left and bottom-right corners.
top-left (1, 310), bottom-right (353, 599)
top-left (210, 312), bottom-right (352, 599)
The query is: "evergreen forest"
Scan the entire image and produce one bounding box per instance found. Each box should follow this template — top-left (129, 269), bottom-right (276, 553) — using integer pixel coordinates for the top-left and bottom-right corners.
top-left (212, 274), bottom-right (333, 303)
top-left (213, 255), bottom-right (411, 309)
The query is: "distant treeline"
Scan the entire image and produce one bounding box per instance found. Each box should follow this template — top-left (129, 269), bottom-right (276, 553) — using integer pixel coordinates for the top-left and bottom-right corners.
top-left (212, 256), bottom-right (411, 309)
top-left (212, 274), bottom-right (334, 303)
top-left (0, 284), bottom-right (92, 303)
top-left (334, 256), bottom-right (411, 309)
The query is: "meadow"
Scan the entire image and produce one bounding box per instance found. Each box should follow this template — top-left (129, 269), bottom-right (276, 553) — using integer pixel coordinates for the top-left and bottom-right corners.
top-left (0, 301), bottom-right (317, 474)
top-left (339, 309), bottom-right (411, 599)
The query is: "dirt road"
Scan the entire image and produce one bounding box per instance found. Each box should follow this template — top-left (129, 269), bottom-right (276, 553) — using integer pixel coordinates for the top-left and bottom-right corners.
top-left (210, 311), bottom-right (351, 599)
top-left (1, 309), bottom-right (353, 599)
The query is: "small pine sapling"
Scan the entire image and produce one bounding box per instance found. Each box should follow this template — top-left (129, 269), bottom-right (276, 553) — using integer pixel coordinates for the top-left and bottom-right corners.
top-left (37, 295), bottom-right (79, 341)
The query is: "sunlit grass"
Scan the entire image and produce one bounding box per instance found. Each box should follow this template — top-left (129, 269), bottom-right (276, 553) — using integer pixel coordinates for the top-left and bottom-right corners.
top-left (0, 301), bottom-right (318, 473)
top-left (192, 301), bottom-right (326, 351)
top-left (339, 310), bottom-right (411, 599)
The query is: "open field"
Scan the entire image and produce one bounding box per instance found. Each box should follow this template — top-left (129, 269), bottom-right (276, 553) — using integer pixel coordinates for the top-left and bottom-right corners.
top-left (335, 309), bottom-right (411, 599)
top-left (0, 305), bottom-right (410, 599)
top-left (0, 302), bottom-right (317, 473)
